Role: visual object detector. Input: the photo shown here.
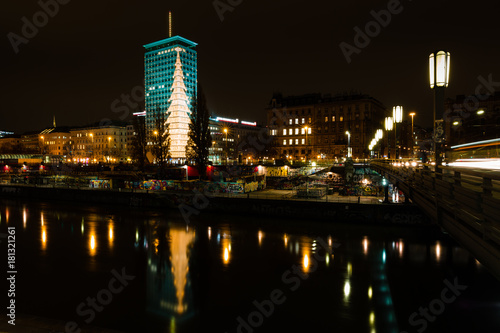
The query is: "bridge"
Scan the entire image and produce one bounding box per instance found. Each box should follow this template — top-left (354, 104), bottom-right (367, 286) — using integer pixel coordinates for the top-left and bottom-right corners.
top-left (370, 160), bottom-right (500, 280)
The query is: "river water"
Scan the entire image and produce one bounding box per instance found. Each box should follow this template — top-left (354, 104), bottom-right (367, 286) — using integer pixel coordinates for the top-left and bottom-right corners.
top-left (1, 198), bottom-right (499, 333)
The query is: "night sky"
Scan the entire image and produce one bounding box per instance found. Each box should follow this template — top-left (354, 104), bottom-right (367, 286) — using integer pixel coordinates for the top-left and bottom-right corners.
top-left (2, 0), bottom-right (499, 134)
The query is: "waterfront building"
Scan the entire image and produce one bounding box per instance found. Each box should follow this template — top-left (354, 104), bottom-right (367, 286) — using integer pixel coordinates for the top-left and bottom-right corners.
top-left (266, 93), bottom-right (386, 161)
top-left (208, 116), bottom-right (265, 164)
top-left (69, 125), bottom-right (128, 163)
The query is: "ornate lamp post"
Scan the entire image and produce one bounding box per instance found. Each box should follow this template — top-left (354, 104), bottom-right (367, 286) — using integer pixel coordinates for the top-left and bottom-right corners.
top-left (429, 50), bottom-right (450, 172)
top-left (385, 117), bottom-right (393, 158)
top-left (393, 106), bottom-right (403, 159)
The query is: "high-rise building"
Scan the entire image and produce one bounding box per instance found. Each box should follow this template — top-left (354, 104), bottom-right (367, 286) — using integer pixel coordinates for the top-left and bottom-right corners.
top-left (143, 36), bottom-right (197, 160)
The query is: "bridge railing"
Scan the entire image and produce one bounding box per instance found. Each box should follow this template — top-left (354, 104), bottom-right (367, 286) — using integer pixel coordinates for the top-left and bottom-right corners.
top-left (370, 159), bottom-right (500, 249)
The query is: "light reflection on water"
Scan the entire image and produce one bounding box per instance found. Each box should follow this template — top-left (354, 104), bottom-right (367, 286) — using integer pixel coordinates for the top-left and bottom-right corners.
top-left (0, 200), bottom-right (499, 333)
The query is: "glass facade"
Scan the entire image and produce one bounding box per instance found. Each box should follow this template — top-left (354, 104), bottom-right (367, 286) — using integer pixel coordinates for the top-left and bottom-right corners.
top-left (143, 36), bottom-right (198, 138)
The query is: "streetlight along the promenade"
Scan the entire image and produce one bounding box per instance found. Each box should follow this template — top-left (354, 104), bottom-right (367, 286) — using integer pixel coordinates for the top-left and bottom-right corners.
top-left (385, 117), bottom-right (393, 159)
top-left (392, 106), bottom-right (403, 159)
top-left (429, 50), bottom-right (450, 171)
top-left (409, 112), bottom-right (416, 158)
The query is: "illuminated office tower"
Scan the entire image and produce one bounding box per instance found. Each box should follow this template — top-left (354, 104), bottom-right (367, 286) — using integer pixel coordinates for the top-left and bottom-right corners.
top-left (143, 35), bottom-right (197, 159)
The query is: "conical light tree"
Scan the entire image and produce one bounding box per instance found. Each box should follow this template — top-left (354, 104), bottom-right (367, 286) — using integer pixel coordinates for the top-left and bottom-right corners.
top-left (166, 47), bottom-right (192, 160)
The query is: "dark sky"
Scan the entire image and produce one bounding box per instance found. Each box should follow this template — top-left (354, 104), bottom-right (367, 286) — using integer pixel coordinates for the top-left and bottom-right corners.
top-left (2, 0), bottom-right (500, 134)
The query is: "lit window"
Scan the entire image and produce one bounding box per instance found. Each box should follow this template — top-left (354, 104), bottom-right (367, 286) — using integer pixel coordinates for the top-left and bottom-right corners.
top-left (332, 116), bottom-right (336, 122)
top-left (289, 129), bottom-right (292, 135)
top-left (308, 128), bottom-right (312, 134)
top-left (308, 118), bottom-right (312, 124)
top-left (289, 119), bottom-right (293, 125)
top-left (301, 118), bottom-right (305, 124)
top-left (325, 116), bottom-right (328, 122)
top-left (301, 138), bottom-right (305, 144)
top-left (283, 140), bottom-right (286, 145)
top-left (340, 116), bottom-right (344, 121)
top-left (289, 139), bottom-right (293, 145)
top-left (295, 118), bottom-right (299, 124)
top-left (295, 139), bottom-right (299, 145)
top-left (295, 128), bottom-right (299, 135)
top-left (283, 129), bottom-right (287, 136)
top-left (301, 128), bottom-right (305, 135)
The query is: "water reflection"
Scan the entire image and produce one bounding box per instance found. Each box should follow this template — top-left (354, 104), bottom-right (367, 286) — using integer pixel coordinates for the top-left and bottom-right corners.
top-left (169, 227), bottom-right (195, 314)
top-left (40, 212), bottom-right (47, 251)
top-left (88, 223), bottom-right (97, 257)
top-left (2, 199), bottom-right (498, 333)
top-left (363, 236), bottom-right (369, 255)
top-left (23, 207), bottom-right (27, 229)
top-left (300, 236), bottom-right (312, 273)
top-left (220, 228), bottom-right (232, 266)
top-left (108, 220), bottom-right (114, 249)
top-left (146, 222), bottom-right (196, 320)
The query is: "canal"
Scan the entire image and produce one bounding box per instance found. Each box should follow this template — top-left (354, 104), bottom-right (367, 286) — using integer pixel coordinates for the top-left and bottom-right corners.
top-left (1, 198), bottom-right (499, 333)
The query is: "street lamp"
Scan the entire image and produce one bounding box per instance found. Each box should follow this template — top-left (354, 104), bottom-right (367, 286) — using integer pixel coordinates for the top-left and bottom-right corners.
top-left (89, 133), bottom-right (94, 163)
top-left (385, 117), bottom-right (393, 158)
top-left (304, 126), bottom-right (309, 162)
top-left (393, 106), bottom-right (403, 159)
top-left (223, 128), bottom-right (228, 165)
top-left (429, 50), bottom-right (450, 171)
top-left (345, 131), bottom-right (351, 158)
top-left (409, 112), bottom-right (416, 157)
top-left (40, 136), bottom-right (45, 154)
top-left (108, 136), bottom-right (112, 163)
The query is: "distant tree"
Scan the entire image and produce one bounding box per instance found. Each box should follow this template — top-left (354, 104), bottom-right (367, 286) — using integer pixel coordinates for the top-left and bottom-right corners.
top-left (151, 110), bottom-right (170, 178)
top-left (186, 85), bottom-right (212, 179)
top-left (131, 115), bottom-right (147, 171)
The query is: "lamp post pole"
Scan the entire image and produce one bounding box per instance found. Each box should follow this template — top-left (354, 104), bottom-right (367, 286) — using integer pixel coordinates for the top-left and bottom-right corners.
top-left (40, 136), bottom-right (45, 155)
top-left (385, 117), bottom-right (393, 159)
top-left (345, 131), bottom-right (351, 158)
top-left (409, 112), bottom-right (416, 158)
top-left (393, 106), bottom-right (403, 159)
top-left (304, 126), bottom-right (309, 163)
top-left (223, 128), bottom-right (228, 165)
top-left (108, 136), bottom-right (111, 163)
top-left (429, 51), bottom-right (450, 173)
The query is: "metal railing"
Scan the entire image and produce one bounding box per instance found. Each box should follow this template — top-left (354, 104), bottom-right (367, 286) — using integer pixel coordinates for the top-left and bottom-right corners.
top-left (371, 159), bottom-right (500, 279)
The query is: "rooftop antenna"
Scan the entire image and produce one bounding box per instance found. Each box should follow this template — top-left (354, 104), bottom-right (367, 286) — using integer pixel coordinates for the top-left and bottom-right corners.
top-left (169, 11), bottom-right (172, 37)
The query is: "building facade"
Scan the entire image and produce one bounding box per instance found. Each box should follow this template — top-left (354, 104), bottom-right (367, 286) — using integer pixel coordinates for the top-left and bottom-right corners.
top-left (144, 35), bottom-right (197, 160)
top-left (70, 125), bottom-right (128, 163)
top-left (208, 116), bottom-right (265, 164)
top-left (444, 91), bottom-right (500, 147)
top-left (266, 93), bottom-right (386, 161)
